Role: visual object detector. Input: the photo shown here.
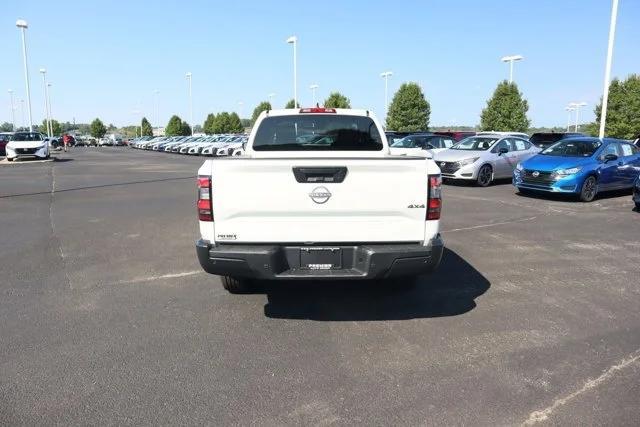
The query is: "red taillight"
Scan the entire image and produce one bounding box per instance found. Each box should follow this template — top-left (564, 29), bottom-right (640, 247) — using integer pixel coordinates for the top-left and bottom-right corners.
top-left (299, 107), bottom-right (337, 113)
top-left (427, 174), bottom-right (442, 220)
top-left (197, 176), bottom-right (213, 221)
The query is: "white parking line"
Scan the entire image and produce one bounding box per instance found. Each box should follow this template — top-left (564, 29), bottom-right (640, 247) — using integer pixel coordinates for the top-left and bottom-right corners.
top-left (443, 216), bottom-right (537, 233)
top-left (523, 351), bottom-right (640, 425)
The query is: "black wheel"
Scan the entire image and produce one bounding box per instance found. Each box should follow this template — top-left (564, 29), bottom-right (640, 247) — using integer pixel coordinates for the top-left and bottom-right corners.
top-left (579, 176), bottom-right (598, 202)
top-left (476, 165), bottom-right (493, 187)
top-left (7, 157), bottom-right (13, 162)
top-left (221, 276), bottom-right (253, 294)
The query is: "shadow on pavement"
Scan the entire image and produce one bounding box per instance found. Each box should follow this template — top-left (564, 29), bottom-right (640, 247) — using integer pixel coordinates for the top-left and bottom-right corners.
top-left (443, 177), bottom-right (513, 187)
top-left (262, 248), bottom-right (490, 321)
top-left (516, 187), bottom-right (632, 202)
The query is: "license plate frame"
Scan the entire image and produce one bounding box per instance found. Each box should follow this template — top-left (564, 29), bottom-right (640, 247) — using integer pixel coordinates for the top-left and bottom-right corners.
top-left (300, 247), bottom-right (342, 270)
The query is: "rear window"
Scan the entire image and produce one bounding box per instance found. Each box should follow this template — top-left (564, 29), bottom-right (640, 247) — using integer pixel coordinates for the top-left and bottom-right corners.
top-left (253, 115), bottom-right (383, 151)
top-left (530, 133), bottom-right (565, 148)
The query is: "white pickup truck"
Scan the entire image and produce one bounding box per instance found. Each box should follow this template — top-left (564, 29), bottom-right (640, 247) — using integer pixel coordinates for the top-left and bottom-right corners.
top-left (195, 108), bottom-right (444, 293)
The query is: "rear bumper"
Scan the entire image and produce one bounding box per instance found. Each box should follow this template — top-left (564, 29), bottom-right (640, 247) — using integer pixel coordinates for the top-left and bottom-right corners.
top-left (196, 236), bottom-right (444, 280)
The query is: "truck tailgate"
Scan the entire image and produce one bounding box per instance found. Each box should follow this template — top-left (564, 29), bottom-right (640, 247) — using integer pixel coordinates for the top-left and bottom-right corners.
top-left (209, 158), bottom-right (429, 243)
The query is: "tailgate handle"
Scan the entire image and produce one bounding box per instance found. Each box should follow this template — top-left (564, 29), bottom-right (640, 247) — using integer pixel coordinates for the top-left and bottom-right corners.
top-left (292, 167), bottom-right (348, 183)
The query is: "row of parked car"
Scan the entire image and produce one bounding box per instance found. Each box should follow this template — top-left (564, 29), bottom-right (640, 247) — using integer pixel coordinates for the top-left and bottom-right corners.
top-left (129, 134), bottom-right (248, 157)
top-left (387, 130), bottom-right (640, 206)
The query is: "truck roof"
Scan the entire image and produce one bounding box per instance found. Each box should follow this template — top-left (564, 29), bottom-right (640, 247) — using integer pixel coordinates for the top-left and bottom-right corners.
top-left (260, 108), bottom-right (373, 117)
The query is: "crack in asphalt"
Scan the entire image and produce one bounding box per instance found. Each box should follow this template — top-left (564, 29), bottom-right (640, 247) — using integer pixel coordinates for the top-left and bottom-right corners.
top-left (47, 161), bottom-right (71, 290)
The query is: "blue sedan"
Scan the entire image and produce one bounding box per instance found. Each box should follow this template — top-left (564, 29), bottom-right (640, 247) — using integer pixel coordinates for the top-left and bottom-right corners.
top-left (513, 137), bottom-right (640, 202)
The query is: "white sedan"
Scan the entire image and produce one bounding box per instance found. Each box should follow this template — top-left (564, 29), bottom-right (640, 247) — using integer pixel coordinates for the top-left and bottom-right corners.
top-left (5, 132), bottom-right (50, 161)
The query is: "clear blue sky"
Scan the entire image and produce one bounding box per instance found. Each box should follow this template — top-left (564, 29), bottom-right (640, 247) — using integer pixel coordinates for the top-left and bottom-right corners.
top-left (2, 0), bottom-right (639, 128)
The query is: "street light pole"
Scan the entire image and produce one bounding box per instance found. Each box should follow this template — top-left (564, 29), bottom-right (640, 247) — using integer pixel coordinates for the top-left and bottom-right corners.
top-left (39, 69), bottom-right (52, 137)
top-left (501, 55), bottom-right (524, 83)
top-left (380, 71), bottom-right (393, 119)
top-left (46, 83), bottom-right (53, 135)
top-left (132, 109), bottom-right (141, 137)
top-left (570, 102), bottom-right (587, 132)
top-left (268, 93), bottom-right (275, 107)
top-left (20, 99), bottom-right (25, 129)
top-left (286, 36), bottom-right (298, 108)
top-left (309, 84), bottom-right (319, 106)
top-left (153, 89), bottom-right (160, 134)
top-left (565, 106), bottom-right (576, 132)
top-left (185, 72), bottom-right (193, 136)
top-left (599, 0), bottom-right (619, 139)
top-left (16, 19), bottom-right (33, 132)
top-left (8, 90), bottom-right (16, 131)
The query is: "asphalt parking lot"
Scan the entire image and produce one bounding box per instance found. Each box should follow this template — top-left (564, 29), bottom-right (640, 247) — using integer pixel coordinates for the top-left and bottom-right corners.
top-left (1, 148), bottom-right (639, 425)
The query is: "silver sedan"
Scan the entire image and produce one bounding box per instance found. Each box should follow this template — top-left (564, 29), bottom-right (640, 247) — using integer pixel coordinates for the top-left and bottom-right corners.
top-left (433, 134), bottom-right (540, 186)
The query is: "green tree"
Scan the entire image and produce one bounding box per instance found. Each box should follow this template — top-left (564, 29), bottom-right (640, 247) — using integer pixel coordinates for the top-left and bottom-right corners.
top-left (40, 119), bottom-right (62, 136)
top-left (228, 112), bottom-right (244, 133)
top-left (213, 112), bottom-right (230, 133)
top-left (141, 117), bottom-right (153, 136)
top-left (386, 82), bottom-right (431, 131)
top-left (480, 81), bottom-right (530, 132)
top-left (592, 74), bottom-right (640, 139)
top-left (90, 118), bottom-right (107, 139)
top-left (324, 92), bottom-right (351, 108)
top-left (203, 113), bottom-right (217, 134)
top-left (181, 121), bottom-right (192, 136)
top-left (252, 101), bottom-right (272, 124)
top-left (285, 99), bottom-right (300, 108)
top-left (1, 122), bottom-right (13, 132)
top-left (166, 115), bottom-right (186, 136)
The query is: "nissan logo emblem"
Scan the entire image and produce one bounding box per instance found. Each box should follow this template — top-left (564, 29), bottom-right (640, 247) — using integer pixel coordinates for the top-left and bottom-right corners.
top-left (309, 186), bottom-right (332, 204)
top-left (532, 171), bottom-right (540, 177)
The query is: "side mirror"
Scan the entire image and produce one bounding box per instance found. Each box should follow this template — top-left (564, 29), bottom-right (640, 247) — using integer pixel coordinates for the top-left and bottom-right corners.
top-left (603, 153), bottom-right (618, 162)
top-left (498, 147), bottom-right (509, 155)
top-left (242, 141), bottom-right (247, 150)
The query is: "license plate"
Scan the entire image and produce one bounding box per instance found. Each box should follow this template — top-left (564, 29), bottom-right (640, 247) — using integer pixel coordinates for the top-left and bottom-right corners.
top-left (300, 247), bottom-right (342, 270)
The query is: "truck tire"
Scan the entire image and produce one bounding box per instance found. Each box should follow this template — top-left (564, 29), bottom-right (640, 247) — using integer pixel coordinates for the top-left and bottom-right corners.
top-left (221, 276), bottom-right (253, 294)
